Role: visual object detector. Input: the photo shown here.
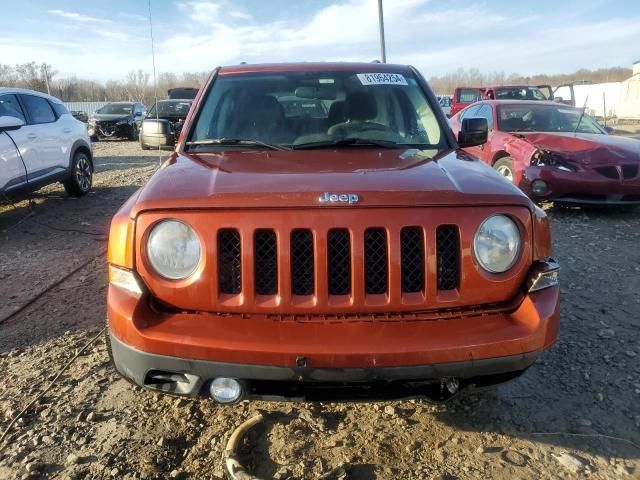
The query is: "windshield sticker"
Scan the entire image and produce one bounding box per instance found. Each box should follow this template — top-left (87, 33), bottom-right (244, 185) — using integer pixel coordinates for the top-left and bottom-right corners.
top-left (357, 73), bottom-right (408, 86)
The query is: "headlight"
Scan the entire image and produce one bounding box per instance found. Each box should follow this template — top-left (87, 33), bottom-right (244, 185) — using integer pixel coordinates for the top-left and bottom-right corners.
top-left (146, 220), bottom-right (201, 279)
top-left (473, 215), bottom-right (521, 273)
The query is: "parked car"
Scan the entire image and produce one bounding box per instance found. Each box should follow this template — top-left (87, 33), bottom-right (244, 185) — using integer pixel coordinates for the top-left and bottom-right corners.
top-left (0, 88), bottom-right (93, 198)
top-left (87, 102), bottom-right (145, 141)
top-left (106, 63), bottom-right (559, 404)
top-left (449, 99), bottom-right (640, 205)
top-left (140, 100), bottom-right (193, 150)
top-left (451, 85), bottom-right (552, 116)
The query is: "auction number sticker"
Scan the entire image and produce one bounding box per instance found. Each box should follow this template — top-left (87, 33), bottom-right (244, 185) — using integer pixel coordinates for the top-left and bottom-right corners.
top-left (357, 73), bottom-right (408, 86)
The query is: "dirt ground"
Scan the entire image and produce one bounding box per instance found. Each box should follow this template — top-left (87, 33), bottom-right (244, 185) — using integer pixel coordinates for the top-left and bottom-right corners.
top-left (0, 141), bottom-right (639, 480)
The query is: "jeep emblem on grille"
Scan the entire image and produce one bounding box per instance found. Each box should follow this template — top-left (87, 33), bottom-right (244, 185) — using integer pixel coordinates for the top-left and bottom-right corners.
top-left (318, 192), bottom-right (359, 204)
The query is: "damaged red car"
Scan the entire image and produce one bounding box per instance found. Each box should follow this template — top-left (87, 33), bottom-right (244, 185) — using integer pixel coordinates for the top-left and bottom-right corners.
top-left (449, 100), bottom-right (640, 205)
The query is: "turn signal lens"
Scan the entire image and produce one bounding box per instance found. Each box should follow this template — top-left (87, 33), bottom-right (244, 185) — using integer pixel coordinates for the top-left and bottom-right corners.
top-left (108, 265), bottom-right (143, 296)
top-left (527, 259), bottom-right (560, 292)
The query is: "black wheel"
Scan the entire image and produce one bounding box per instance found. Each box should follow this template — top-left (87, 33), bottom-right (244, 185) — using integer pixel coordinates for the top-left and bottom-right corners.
top-left (90, 135), bottom-right (99, 142)
top-left (493, 157), bottom-right (515, 183)
top-left (128, 124), bottom-right (139, 141)
top-left (63, 151), bottom-right (93, 197)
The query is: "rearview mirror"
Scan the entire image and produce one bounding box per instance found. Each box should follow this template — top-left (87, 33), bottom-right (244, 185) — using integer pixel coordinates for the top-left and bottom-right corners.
top-left (294, 85), bottom-right (337, 100)
top-left (458, 117), bottom-right (487, 148)
top-left (0, 116), bottom-right (24, 132)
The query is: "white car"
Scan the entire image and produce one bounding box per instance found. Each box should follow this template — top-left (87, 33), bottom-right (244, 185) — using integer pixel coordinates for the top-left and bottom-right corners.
top-left (0, 88), bottom-right (93, 198)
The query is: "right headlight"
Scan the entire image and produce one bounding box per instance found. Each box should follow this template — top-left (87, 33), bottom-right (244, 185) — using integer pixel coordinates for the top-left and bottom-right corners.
top-left (473, 215), bottom-right (521, 273)
top-left (146, 220), bottom-right (201, 280)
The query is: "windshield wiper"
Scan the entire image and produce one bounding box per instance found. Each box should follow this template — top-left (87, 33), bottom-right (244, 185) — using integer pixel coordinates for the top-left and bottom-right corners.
top-left (292, 138), bottom-right (422, 150)
top-left (185, 138), bottom-right (290, 151)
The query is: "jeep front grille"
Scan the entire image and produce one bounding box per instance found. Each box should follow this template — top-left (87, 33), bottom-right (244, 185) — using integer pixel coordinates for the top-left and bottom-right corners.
top-left (138, 207), bottom-right (531, 314)
top-left (216, 225), bottom-right (460, 301)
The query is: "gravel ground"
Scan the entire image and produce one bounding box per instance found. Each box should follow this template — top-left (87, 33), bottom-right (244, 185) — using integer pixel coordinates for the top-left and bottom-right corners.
top-left (0, 141), bottom-right (639, 480)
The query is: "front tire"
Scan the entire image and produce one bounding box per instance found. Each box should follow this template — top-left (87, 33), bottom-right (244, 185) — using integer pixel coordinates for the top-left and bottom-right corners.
top-left (128, 124), bottom-right (139, 141)
top-left (63, 151), bottom-right (93, 197)
top-left (493, 157), bottom-right (515, 184)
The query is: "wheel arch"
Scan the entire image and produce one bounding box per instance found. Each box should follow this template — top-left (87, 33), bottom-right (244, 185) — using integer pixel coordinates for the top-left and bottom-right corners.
top-left (491, 150), bottom-right (511, 166)
top-left (68, 139), bottom-right (93, 171)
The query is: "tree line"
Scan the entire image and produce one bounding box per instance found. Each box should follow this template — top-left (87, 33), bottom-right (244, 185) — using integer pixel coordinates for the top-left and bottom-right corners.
top-left (0, 62), bottom-right (207, 105)
top-left (428, 66), bottom-right (633, 95)
top-left (0, 61), bottom-right (633, 102)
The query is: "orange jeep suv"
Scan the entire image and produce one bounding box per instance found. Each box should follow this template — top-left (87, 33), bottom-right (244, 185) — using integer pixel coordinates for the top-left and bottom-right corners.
top-left (106, 63), bottom-right (560, 403)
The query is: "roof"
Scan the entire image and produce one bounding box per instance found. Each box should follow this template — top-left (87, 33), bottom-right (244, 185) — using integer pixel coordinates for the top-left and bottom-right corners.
top-left (219, 62), bottom-right (413, 75)
top-left (0, 87), bottom-right (63, 104)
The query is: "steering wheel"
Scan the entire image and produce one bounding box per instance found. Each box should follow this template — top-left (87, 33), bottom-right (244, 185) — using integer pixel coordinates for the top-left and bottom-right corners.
top-left (328, 120), bottom-right (394, 137)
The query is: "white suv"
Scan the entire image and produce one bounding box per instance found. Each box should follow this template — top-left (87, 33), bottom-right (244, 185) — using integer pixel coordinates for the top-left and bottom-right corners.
top-left (0, 88), bottom-right (93, 198)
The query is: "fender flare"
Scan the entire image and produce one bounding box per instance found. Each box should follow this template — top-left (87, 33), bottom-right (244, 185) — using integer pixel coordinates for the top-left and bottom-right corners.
top-left (68, 139), bottom-right (93, 170)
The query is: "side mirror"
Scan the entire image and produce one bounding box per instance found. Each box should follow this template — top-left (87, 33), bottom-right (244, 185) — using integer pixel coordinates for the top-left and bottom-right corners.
top-left (458, 117), bottom-right (488, 148)
top-left (553, 96), bottom-right (563, 103)
top-left (603, 125), bottom-right (614, 134)
top-left (0, 116), bottom-right (25, 132)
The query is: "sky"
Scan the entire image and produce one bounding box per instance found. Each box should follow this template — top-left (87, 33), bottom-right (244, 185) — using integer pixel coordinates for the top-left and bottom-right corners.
top-left (1, 0), bottom-right (639, 82)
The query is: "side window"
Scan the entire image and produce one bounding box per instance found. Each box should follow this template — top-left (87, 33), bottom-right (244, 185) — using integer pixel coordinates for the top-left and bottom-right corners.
top-left (20, 95), bottom-right (56, 124)
top-left (49, 101), bottom-right (69, 118)
top-left (459, 104), bottom-right (480, 121)
top-left (476, 105), bottom-right (494, 130)
top-left (0, 94), bottom-right (26, 122)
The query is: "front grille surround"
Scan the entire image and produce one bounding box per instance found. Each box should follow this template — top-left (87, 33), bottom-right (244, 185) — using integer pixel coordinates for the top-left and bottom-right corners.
top-left (136, 207), bottom-right (531, 315)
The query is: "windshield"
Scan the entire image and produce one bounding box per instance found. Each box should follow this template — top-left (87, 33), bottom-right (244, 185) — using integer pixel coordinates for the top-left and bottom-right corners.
top-left (147, 101), bottom-right (192, 118)
top-left (189, 70), bottom-right (446, 149)
top-left (497, 104), bottom-right (605, 134)
top-left (96, 104), bottom-right (133, 115)
top-left (495, 87), bottom-right (546, 101)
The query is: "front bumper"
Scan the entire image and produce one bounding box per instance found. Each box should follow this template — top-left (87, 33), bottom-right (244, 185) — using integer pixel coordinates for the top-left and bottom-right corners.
top-left (88, 123), bottom-right (134, 138)
top-left (107, 280), bottom-right (560, 400)
top-left (523, 165), bottom-right (640, 205)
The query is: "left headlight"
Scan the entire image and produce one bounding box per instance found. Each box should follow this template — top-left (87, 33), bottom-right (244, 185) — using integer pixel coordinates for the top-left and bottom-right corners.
top-left (146, 220), bottom-right (201, 280)
top-left (473, 215), bottom-right (521, 273)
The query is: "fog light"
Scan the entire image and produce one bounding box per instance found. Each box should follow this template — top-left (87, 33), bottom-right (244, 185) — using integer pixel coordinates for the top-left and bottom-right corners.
top-left (209, 378), bottom-right (243, 404)
top-left (526, 259), bottom-right (560, 292)
top-left (531, 180), bottom-right (548, 196)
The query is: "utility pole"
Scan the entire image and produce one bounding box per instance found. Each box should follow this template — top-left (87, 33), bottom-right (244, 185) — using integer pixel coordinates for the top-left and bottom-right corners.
top-left (378, 0), bottom-right (387, 63)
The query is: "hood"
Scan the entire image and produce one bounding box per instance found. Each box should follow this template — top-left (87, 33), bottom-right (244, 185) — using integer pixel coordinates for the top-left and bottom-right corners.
top-left (130, 148), bottom-right (531, 215)
top-left (514, 132), bottom-right (640, 166)
top-left (91, 113), bottom-right (133, 122)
